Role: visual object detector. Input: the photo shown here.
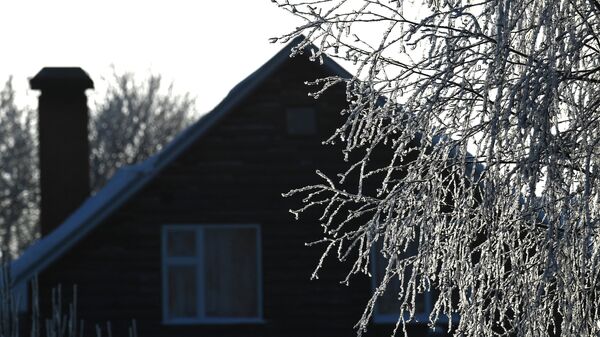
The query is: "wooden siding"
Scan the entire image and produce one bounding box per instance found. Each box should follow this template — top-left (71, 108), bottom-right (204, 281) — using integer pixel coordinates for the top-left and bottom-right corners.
top-left (33, 56), bottom-right (451, 337)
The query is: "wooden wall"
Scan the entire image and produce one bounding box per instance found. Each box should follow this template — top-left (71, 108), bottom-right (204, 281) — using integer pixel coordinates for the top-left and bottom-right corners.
top-left (34, 56), bottom-right (450, 337)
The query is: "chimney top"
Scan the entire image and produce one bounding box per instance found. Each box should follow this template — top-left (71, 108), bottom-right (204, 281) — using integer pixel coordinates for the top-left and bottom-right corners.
top-left (30, 67), bottom-right (94, 91)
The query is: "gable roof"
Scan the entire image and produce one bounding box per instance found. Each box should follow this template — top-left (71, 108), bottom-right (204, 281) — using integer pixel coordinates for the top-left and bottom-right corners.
top-left (10, 37), bottom-right (353, 288)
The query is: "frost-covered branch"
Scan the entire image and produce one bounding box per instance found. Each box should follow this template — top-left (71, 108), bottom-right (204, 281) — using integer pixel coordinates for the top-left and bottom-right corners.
top-left (90, 71), bottom-right (195, 190)
top-left (275, 0), bottom-right (600, 335)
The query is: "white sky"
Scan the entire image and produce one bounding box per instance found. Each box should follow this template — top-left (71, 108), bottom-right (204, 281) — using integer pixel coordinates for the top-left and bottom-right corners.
top-left (0, 1), bottom-right (304, 114)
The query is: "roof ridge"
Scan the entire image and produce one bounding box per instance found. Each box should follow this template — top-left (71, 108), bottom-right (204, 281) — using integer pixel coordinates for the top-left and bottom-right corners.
top-left (9, 37), bottom-right (353, 289)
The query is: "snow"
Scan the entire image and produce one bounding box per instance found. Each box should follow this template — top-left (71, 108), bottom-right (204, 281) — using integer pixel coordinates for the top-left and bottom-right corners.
top-left (10, 161), bottom-right (156, 288)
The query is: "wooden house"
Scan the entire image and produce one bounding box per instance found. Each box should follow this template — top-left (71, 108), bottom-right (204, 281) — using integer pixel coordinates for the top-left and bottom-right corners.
top-left (10, 38), bottom-right (452, 337)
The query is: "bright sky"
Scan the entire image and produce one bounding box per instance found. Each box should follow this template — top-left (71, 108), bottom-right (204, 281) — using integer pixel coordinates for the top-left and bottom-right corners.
top-left (0, 1), bottom-right (304, 114)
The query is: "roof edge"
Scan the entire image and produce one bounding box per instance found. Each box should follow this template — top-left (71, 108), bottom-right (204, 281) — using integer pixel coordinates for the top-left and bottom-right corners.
top-left (10, 36), bottom-right (354, 289)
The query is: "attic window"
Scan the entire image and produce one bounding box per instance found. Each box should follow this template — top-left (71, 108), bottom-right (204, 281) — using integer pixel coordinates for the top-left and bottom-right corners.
top-left (286, 107), bottom-right (317, 135)
top-left (162, 225), bottom-right (263, 324)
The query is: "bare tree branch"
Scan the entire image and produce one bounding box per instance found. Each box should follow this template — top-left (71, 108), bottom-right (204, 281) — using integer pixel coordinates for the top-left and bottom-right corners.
top-left (275, 0), bottom-right (600, 335)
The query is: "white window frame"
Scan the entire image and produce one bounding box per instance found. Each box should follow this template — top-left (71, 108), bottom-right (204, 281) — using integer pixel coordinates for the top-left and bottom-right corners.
top-left (161, 224), bottom-right (263, 325)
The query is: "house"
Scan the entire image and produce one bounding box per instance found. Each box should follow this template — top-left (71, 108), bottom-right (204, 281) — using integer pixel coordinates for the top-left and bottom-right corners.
top-left (10, 38), bottom-right (452, 337)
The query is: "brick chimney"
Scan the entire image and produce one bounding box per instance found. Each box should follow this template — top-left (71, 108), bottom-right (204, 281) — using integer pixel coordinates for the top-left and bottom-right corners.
top-left (30, 68), bottom-right (94, 236)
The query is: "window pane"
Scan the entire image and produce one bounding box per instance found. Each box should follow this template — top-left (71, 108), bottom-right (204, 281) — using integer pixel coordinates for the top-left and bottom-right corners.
top-left (167, 230), bottom-right (196, 257)
top-left (204, 227), bottom-right (258, 318)
top-left (375, 239), bottom-right (427, 316)
top-left (167, 265), bottom-right (197, 319)
top-left (377, 276), bottom-right (427, 316)
top-left (377, 261), bottom-right (401, 315)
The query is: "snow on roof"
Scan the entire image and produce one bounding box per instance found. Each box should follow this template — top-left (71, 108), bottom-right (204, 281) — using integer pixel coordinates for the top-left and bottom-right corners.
top-left (10, 36), bottom-right (352, 288)
top-left (10, 162), bottom-right (155, 286)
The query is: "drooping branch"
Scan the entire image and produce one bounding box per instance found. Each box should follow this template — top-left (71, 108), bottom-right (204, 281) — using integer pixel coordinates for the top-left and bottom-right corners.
top-left (276, 0), bottom-right (600, 335)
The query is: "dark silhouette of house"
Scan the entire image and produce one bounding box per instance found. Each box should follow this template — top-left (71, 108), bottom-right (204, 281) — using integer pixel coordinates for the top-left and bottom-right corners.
top-left (11, 38), bottom-right (452, 337)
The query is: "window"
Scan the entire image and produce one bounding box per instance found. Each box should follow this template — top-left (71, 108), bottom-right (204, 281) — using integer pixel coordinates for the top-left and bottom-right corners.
top-left (286, 107), bottom-right (317, 135)
top-left (162, 225), bottom-right (262, 324)
top-left (372, 238), bottom-right (460, 326)
top-left (371, 239), bottom-right (434, 324)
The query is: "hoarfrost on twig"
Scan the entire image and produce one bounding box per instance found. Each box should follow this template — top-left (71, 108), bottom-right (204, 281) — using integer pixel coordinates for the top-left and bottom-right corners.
top-left (275, 0), bottom-right (600, 335)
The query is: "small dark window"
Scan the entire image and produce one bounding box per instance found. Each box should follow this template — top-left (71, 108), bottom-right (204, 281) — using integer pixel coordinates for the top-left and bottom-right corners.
top-left (286, 107), bottom-right (317, 135)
